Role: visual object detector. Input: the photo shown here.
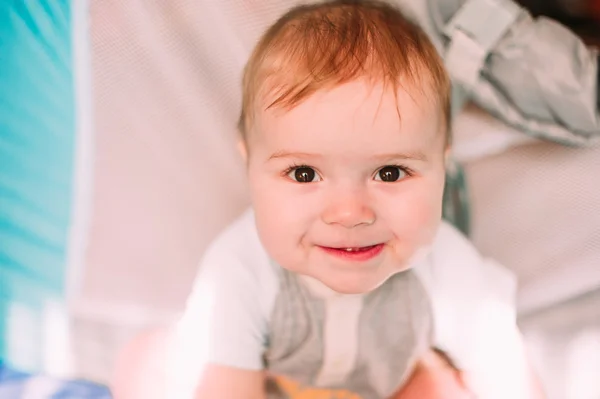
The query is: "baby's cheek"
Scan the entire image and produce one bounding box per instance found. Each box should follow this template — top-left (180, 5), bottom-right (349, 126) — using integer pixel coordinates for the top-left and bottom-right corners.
top-left (414, 199), bottom-right (443, 244)
top-left (385, 192), bottom-right (442, 256)
top-left (390, 190), bottom-right (440, 227)
top-left (251, 192), bottom-right (311, 270)
top-left (254, 213), bottom-right (296, 270)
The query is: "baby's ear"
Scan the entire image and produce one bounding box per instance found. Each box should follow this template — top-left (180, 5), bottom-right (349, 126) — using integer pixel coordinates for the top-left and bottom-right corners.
top-left (237, 139), bottom-right (248, 163)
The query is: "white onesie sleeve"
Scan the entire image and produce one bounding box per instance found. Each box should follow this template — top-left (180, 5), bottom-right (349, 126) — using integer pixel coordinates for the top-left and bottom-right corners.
top-left (416, 222), bottom-right (534, 399)
top-left (166, 210), bottom-right (279, 398)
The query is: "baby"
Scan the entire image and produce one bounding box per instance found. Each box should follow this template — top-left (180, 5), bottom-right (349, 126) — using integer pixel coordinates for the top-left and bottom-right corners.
top-left (115, 1), bottom-right (544, 398)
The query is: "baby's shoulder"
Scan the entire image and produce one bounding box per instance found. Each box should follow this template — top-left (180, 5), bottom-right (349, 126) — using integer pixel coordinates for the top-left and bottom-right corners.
top-left (175, 209), bottom-right (280, 373)
top-left (420, 221), bottom-right (516, 292)
top-left (430, 221), bottom-right (482, 266)
top-left (413, 222), bottom-right (517, 341)
top-left (204, 208), bottom-right (273, 267)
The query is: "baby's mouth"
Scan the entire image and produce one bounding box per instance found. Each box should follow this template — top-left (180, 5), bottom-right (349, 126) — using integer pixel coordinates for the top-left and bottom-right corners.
top-left (338, 245), bottom-right (377, 252)
top-left (319, 244), bottom-right (384, 261)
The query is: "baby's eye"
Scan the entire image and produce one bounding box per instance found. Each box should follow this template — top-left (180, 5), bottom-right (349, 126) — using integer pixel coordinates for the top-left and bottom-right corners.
top-left (374, 166), bottom-right (407, 182)
top-left (288, 166), bottom-right (322, 183)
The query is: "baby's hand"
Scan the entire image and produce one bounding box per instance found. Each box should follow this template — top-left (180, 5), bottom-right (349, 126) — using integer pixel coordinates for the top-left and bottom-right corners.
top-left (391, 350), bottom-right (475, 399)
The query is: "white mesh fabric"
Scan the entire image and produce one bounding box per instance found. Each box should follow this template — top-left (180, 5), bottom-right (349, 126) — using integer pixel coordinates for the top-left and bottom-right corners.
top-left (86, 0), bottom-right (600, 323)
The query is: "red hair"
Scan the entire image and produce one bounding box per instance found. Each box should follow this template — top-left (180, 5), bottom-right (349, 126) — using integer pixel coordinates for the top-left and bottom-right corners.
top-left (239, 0), bottom-right (451, 141)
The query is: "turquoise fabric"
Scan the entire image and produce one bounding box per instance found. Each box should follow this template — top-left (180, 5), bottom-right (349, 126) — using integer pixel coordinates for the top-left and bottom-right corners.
top-left (0, 0), bottom-right (74, 367)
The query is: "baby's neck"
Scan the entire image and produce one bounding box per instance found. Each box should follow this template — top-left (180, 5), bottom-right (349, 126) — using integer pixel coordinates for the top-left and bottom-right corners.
top-left (299, 274), bottom-right (364, 299)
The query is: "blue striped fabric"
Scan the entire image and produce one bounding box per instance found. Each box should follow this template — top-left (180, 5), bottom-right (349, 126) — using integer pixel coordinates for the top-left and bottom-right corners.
top-left (0, 0), bottom-right (75, 367)
top-left (0, 363), bottom-right (112, 399)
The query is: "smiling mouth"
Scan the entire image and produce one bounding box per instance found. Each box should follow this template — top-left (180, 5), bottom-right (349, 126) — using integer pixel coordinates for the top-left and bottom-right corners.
top-left (319, 244), bottom-right (384, 261)
top-left (339, 246), bottom-right (376, 252)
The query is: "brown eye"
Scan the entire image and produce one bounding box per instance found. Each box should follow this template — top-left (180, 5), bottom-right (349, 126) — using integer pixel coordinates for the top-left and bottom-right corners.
top-left (375, 166), bottom-right (406, 182)
top-left (289, 167), bottom-right (320, 183)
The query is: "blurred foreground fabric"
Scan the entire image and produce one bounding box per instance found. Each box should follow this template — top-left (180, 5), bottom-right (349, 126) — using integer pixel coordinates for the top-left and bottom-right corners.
top-left (0, 363), bottom-right (111, 399)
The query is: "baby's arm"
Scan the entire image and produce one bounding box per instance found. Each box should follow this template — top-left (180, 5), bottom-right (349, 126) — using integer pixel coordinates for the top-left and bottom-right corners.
top-left (459, 323), bottom-right (545, 399)
top-left (165, 225), bottom-right (275, 399)
top-left (420, 223), bottom-right (546, 399)
top-left (166, 270), bottom-right (269, 399)
top-left (389, 346), bottom-right (544, 399)
top-left (111, 328), bottom-right (266, 399)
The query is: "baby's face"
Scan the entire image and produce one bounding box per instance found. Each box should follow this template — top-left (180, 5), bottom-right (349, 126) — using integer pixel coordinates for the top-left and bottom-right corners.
top-left (246, 79), bottom-right (446, 294)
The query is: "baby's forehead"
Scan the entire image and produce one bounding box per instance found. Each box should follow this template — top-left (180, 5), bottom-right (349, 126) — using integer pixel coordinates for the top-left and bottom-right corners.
top-left (248, 88), bottom-right (445, 164)
top-left (255, 79), bottom-right (445, 139)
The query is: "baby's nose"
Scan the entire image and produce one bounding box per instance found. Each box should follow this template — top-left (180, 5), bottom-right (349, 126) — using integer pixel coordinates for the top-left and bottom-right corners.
top-left (321, 191), bottom-right (375, 228)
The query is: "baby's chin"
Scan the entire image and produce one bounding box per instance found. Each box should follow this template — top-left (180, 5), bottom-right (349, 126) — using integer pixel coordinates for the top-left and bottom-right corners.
top-left (327, 280), bottom-right (381, 295)
top-left (308, 267), bottom-right (404, 295)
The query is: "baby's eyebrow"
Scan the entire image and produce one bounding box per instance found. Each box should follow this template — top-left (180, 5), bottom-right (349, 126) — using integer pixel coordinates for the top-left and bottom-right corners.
top-left (268, 151), bottom-right (323, 161)
top-left (371, 151), bottom-right (428, 162)
top-left (267, 150), bottom-right (428, 162)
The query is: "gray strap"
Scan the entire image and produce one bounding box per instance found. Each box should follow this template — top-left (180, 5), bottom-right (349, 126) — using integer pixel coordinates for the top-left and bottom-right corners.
top-left (444, 0), bottom-right (521, 113)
